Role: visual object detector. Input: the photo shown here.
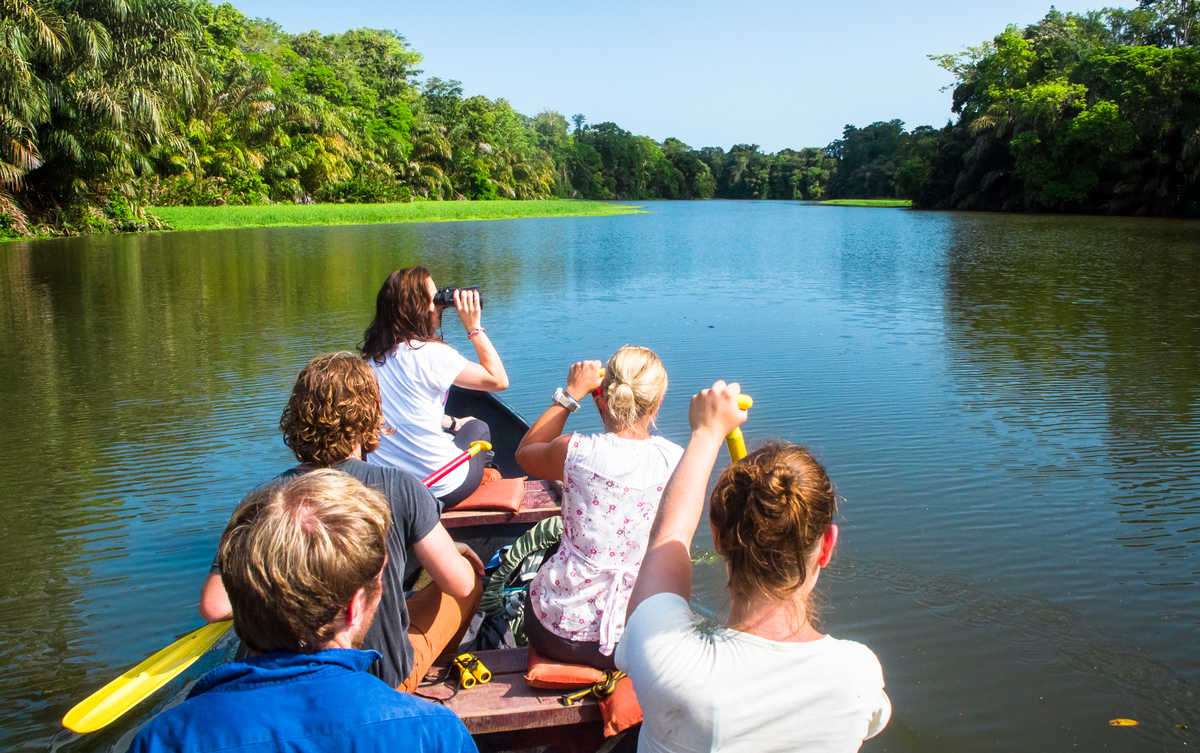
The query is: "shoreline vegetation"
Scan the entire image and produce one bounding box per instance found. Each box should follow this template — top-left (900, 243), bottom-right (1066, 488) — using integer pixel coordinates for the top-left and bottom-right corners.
top-left (150, 200), bottom-right (642, 233)
top-left (819, 199), bottom-right (912, 208)
top-left (2, 1), bottom-right (1198, 239)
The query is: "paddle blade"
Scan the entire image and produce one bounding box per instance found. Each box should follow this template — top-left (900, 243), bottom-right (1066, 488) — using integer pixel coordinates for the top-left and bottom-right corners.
top-left (62, 620), bottom-right (232, 733)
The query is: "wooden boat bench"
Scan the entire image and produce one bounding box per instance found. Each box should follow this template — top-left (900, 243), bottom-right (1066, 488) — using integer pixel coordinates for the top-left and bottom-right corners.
top-left (440, 479), bottom-right (562, 531)
top-left (419, 647), bottom-right (605, 752)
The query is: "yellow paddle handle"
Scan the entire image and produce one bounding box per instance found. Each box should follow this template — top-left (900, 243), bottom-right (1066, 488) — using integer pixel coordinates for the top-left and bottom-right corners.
top-left (726, 395), bottom-right (754, 462)
top-left (467, 440), bottom-right (492, 456)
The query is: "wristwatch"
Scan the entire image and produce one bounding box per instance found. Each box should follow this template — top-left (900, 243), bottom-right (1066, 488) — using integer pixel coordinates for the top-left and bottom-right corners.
top-left (552, 387), bottom-right (580, 413)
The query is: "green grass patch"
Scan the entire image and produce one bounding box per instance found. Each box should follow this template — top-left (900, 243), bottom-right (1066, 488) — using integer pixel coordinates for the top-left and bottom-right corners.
top-left (150, 199), bottom-right (642, 232)
top-left (818, 199), bottom-right (912, 207)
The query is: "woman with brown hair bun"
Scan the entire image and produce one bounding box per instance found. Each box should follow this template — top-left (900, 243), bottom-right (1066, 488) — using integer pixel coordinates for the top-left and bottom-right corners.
top-left (515, 346), bottom-right (682, 669)
top-left (618, 381), bottom-right (890, 753)
top-left (361, 266), bottom-right (508, 507)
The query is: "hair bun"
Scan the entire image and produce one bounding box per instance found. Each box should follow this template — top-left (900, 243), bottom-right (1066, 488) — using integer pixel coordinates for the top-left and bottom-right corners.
top-left (708, 443), bottom-right (837, 603)
top-left (606, 381), bottom-right (638, 426)
top-left (601, 345), bottom-right (668, 431)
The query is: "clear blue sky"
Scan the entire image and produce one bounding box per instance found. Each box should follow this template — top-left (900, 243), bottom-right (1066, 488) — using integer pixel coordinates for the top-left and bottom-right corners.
top-left (228, 0), bottom-right (1127, 152)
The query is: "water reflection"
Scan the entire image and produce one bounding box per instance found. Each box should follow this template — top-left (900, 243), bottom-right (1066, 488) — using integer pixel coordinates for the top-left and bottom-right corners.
top-left (1, 206), bottom-right (1198, 753)
top-left (942, 214), bottom-right (1200, 569)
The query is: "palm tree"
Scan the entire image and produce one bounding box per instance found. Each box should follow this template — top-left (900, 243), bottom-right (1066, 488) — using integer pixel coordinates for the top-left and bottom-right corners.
top-left (22, 0), bottom-right (205, 228)
top-left (0, 0), bottom-right (71, 232)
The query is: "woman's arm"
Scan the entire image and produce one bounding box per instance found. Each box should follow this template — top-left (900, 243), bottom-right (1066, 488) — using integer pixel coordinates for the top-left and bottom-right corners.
top-left (411, 522), bottom-right (484, 598)
top-left (451, 288), bottom-right (509, 391)
top-left (515, 361), bottom-right (603, 480)
top-left (199, 570), bottom-right (232, 622)
top-left (626, 381), bottom-right (746, 618)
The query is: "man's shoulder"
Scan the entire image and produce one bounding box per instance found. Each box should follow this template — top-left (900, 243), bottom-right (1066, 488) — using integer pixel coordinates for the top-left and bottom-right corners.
top-left (336, 459), bottom-right (430, 501)
top-left (289, 460), bottom-right (439, 541)
top-left (272, 465), bottom-right (305, 482)
top-left (129, 664), bottom-right (472, 753)
top-left (343, 672), bottom-right (462, 721)
top-left (319, 676), bottom-right (476, 750)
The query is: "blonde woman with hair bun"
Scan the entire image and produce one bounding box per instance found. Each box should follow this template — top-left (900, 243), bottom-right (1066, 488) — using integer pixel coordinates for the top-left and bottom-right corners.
top-left (515, 345), bottom-right (681, 669)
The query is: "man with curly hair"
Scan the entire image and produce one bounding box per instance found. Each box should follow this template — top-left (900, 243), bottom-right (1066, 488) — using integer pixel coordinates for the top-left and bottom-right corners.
top-left (198, 351), bottom-right (483, 690)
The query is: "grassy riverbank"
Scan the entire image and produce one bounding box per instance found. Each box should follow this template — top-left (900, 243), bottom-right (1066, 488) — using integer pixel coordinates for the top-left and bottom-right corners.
top-left (819, 199), bottom-right (912, 207)
top-left (150, 200), bottom-right (642, 232)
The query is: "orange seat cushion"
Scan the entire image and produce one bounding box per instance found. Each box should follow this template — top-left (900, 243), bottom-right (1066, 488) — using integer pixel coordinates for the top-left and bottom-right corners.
top-left (452, 476), bottom-right (527, 512)
top-left (599, 676), bottom-right (642, 737)
top-left (523, 646), bottom-right (606, 690)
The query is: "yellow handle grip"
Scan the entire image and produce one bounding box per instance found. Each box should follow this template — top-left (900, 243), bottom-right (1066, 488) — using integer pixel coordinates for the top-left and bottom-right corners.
top-left (467, 440), bottom-right (492, 456)
top-left (726, 394), bottom-right (753, 462)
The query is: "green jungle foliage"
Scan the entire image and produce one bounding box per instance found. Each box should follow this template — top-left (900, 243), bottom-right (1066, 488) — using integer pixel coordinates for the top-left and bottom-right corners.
top-left (921, 0), bottom-right (1200, 214)
top-left (1, 0), bottom-right (1197, 237)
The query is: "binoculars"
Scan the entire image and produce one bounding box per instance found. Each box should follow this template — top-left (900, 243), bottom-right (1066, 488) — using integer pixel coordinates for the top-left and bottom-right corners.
top-left (453, 652), bottom-right (492, 689)
top-left (433, 286), bottom-right (481, 308)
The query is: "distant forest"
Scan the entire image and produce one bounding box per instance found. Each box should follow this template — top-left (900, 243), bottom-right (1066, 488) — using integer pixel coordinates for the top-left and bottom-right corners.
top-left (2, 0), bottom-right (1198, 235)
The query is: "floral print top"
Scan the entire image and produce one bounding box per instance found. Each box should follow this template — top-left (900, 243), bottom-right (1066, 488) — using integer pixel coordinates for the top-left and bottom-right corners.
top-left (528, 432), bottom-right (683, 655)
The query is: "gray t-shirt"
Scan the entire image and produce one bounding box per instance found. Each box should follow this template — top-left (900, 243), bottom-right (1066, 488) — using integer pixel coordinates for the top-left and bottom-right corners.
top-left (220, 459), bottom-right (440, 687)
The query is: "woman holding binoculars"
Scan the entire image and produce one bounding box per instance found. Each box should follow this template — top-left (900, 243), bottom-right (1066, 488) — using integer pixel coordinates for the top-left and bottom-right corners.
top-left (515, 346), bottom-right (682, 670)
top-left (361, 267), bottom-right (508, 507)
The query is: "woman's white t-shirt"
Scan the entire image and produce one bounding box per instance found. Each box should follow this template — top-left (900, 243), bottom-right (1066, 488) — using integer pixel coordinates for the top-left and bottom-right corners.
top-left (367, 340), bottom-right (468, 497)
top-left (615, 592), bottom-right (891, 753)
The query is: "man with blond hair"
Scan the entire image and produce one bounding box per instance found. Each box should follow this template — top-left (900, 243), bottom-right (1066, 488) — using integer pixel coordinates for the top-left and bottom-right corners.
top-left (130, 470), bottom-right (477, 753)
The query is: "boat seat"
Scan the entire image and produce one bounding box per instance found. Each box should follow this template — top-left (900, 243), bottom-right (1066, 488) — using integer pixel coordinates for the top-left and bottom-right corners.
top-left (419, 647), bottom-right (604, 748)
top-left (441, 479), bottom-right (561, 530)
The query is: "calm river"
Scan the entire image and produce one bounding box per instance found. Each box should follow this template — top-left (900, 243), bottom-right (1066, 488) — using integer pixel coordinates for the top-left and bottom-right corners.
top-left (1, 201), bottom-right (1197, 752)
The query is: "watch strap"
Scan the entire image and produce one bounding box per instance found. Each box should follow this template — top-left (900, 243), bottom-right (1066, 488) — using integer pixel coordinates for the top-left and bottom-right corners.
top-left (552, 387), bottom-right (580, 413)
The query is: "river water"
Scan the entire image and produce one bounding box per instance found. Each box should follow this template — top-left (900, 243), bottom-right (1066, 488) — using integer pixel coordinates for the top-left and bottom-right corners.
top-left (1, 201), bottom-right (1196, 751)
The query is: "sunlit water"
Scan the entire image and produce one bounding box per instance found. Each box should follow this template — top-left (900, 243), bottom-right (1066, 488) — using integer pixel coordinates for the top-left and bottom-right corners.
top-left (1, 201), bottom-right (1196, 752)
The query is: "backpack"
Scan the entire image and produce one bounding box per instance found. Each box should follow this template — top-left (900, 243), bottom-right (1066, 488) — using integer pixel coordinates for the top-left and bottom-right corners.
top-left (478, 515), bottom-right (563, 645)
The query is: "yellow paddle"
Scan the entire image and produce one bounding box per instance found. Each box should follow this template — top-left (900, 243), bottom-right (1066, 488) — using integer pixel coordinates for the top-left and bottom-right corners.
top-left (63, 443), bottom-right (493, 734)
top-left (62, 619), bottom-right (233, 733)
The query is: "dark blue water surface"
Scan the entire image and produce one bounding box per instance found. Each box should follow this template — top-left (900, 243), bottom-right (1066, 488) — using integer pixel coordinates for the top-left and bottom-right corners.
top-left (1, 201), bottom-right (1197, 751)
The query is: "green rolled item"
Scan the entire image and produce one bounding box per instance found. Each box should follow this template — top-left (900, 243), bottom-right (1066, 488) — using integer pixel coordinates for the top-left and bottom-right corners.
top-left (479, 515), bottom-right (563, 645)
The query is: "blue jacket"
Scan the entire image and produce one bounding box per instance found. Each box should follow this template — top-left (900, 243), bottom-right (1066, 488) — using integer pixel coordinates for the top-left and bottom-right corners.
top-left (128, 648), bottom-right (476, 753)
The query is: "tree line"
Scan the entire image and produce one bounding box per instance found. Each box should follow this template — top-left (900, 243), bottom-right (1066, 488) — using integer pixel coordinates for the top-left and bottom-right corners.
top-left (2, 0), bottom-right (1197, 236)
